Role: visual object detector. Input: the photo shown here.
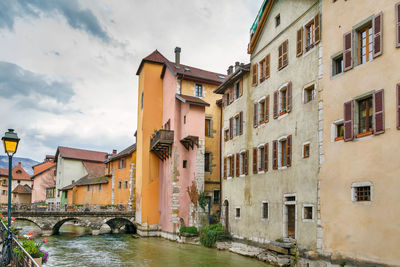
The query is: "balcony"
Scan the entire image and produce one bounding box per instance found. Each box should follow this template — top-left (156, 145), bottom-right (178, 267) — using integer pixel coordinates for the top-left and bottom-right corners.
top-left (180, 136), bottom-right (199, 151)
top-left (150, 129), bottom-right (174, 160)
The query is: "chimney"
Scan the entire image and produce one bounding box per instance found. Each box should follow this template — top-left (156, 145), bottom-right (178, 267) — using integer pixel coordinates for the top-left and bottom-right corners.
top-left (227, 65), bottom-right (233, 75)
top-left (18, 162), bottom-right (21, 167)
top-left (235, 61), bottom-right (240, 71)
top-left (112, 149), bottom-right (117, 155)
top-left (175, 47), bottom-right (181, 65)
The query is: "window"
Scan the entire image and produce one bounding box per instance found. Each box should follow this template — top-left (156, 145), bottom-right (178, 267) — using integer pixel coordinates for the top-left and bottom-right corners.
top-left (235, 207), bottom-right (241, 218)
top-left (119, 158), bottom-right (126, 169)
top-left (183, 115), bottom-right (186, 124)
top-left (273, 82), bottom-right (291, 119)
top-left (335, 122), bottom-right (344, 141)
top-left (213, 190), bottom-right (220, 204)
top-left (275, 14), bottom-right (280, 27)
top-left (278, 40), bottom-right (289, 70)
top-left (226, 156), bottom-right (234, 178)
top-left (234, 115), bottom-right (240, 137)
top-left (280, 87), bottom-right (287, 115)
top-left (235, 82), bottom-right (240, 99)
top-left (259, 59), bottom-right (265, 83)
top-left (303, 205), bottom-right (313, 221)
top-left (99, 184), bottom-right (102, 191)
top-left (280, 139), bottom-right (287, 166)
top-left (124, 181), bottom-right (128, 189)
top-left (303, 143), bottom-right (310, 158)
top-left (259, 99), bottom-right (265, 124)
top-left (257, 146), bottom-right (265, 172)
top-left (195, 84), bottom-right (203, 97)
top-left (275, 135), bottom-right (292, 169)
top-left (332, 54), bottom-right (343, 76)
top-left (204, 152), bottom-right (211, 172)
top-left (87, 185), bottom-right (90, 192)
top-left (262, 202), bottom-right (269, 219)
top-left (46, 187), bottom-right (55, 198)
top-left (304, 85), bottom-right (315, 103)
top-left (141, 92), bottom-right (144, 110)
top-left (358, 24), bottom-right (373, 65)
top-left (224, 129), bottom-right (229, 142)
top-left (352, 182), bottom-right (372, 202)
top-left (118, 181), bottom-right (122, 189)
top-left (305, 20), bottom-right (315, 51)
top-left (183, 160), bottom-right (187, 168)
top-left (205, 118), bottom-right (211, 137)
top-left (239, 151), bottom-right (246, 176)
top-left (17, 180), bottom-right (20, 184)
top-left (225, 92), bottom-right (230, 106)
top-left (64, 191), bottom-right (68, 198)
top-left (252, 64), bottom-right (258, 86)
top-left (357, 96), bottom-right (373, 136)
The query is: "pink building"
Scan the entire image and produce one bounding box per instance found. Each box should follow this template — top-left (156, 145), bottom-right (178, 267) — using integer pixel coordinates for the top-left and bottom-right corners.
top-left (31, 159), bottom-right (56, 204)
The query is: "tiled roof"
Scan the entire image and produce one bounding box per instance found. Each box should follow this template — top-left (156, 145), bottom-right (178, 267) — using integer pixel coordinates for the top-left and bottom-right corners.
top-left (55, 146), bottom-right (108, 163)
top-left (83, 162), bottom-right (105, 178)
top-left (136, 50), bottom-right (168, 75)
top-left (33, 161), bottom-right (56, 175)
top-left (163, 61), bottom-right (226, 84)
top-left (12, 184), bottom-right (32, 194)
top-left (176, 94), bottom-right (210, 107)
top-left (0, 168), bottom-right (7, 176)
top-left (30, 165), bottom-right (56, 180)
top-left (12, 163), bottom-right (30, 181)
top-left (106, 144), bottom-right (136, 163)
top-left (61, 175), bottom-right (108, 190)
top-left (214, 63), bottom-right (250, 94)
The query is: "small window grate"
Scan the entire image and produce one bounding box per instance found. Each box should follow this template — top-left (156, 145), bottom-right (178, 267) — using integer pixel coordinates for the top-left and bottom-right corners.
top-left (356, 186), bottom-right (371, 201)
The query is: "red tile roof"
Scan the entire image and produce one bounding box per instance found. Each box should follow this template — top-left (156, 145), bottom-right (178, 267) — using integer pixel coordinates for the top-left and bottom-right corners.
top-left (106, 144), bottom-right (136, 163)
top-left (0, 168), bottom-right (7, 176)
top-left (176, 94), bottom-right (210, 107)
top-left (136, 50), bottom-right (168, 75)
top-left (12, 184), bottom-right (32, 194)
top-left (33, 161), bottom-right (56, 175)
top-left (83, 162), bottom-right (106, 178)
top-left (12, 163), bottom-right (30, 181)
top-left (55, 146), bottom-right (108, 163)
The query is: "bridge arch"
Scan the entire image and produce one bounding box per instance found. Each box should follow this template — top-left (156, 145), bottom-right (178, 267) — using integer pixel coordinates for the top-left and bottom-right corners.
top-left (104, 218), bottom-right (136, 234)
top-left (52, 218), bottom-right (86, 235)
top-left (14, 218), bottom-right (42, 231)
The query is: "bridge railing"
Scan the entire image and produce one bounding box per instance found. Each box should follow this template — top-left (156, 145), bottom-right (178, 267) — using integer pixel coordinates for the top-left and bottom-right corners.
top-left (1, 203), bottom-right (135, 213)
top-left (0, 220), bottom-right (39, 267)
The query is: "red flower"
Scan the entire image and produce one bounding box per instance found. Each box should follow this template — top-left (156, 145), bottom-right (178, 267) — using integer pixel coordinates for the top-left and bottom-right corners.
top-left (42, 238), bottom-right (47, 243)
top-left (28, 232), bottom-right (33, 236)
top-left (11, 218), bottom-right (15, 221)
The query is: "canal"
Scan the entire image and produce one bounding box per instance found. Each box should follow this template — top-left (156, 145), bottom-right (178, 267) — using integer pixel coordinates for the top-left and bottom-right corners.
top-left (14, 221), bottom-right (271, 267)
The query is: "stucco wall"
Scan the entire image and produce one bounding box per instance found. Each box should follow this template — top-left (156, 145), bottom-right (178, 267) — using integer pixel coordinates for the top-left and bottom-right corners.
top-left (31, 166), bottom-right (56, 203)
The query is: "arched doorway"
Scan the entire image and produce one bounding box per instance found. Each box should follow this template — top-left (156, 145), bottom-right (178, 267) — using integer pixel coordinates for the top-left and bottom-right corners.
top-left (223, 200), bottom-right (229, 230)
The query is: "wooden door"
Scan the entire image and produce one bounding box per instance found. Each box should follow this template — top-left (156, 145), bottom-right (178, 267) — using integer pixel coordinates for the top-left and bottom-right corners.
top-left (287, 205), bottom-right (295, 238)
top-left (225, 203), bottom-right (229, 230)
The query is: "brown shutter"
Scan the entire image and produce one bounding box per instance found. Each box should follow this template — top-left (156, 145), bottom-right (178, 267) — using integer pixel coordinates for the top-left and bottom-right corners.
top-left (239, 111), bottom-right (243, 135)
top-left (229, 87), bottom-right (234, 104)
top-left (286, 135), bottom-right (292, 167)
top-left (264, 143), bottom-right (268, 172)
top-left (344, 100), bottom-right (354, 141)
top-left (230, 156), bottom-right (234, 178)
top-left (314, 13), bottom-right (321, 45)
top-left (239, 79), bottom-right (243, 96)
top-left (273, 91), bottom-right (278, 119)
top-left (373, 12), bottom-right (383, 58)
top-left (278, 44), bottom-right (283, 69)
top-left (396, 3), bottom-right (400, 48)
top-left (236, 153), bottom-right (240, 177)
top-left (223, 157), bottom-right (227, 179)
top-left (229, 117), bottom-right (233, 139)
top-left (252, 148), bottom-right (257, 174)
top-left (296, 27), bottom-right (303, 57)
top-left (397, 83), bottom-right (400, 129)
top-left (244, 150), bottom-right (249, 175)
top-left (265, 54), bottom-right (270, 79)
top-left (253, 103), bottom-right (258, 128)
top-left (252, 64), bottom-right (258, 86)
top-left (373, 89), bottom-right (385, 134)
top-left (265, 95), bottom-right (270, 123)
top-left (272, 141), bottom-right (278, 170)
top-left (283, 40), bottom-right (288, 67)
top-left (343, 31), bottom-right (353, 71)
top-left (287, 82), bottom-right (292, 113)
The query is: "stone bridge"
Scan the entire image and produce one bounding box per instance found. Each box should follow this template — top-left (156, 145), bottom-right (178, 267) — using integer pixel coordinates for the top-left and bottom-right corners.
top-left (10, 211), bottom-right (136, 236)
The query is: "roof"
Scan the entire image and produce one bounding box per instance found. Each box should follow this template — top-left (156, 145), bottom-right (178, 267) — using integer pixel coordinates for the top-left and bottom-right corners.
top-left (55, 146), bottom-right (108, 163)
top-left (0, 168), bottom-right (7, 176)
top-left (136, 50), bottom-right (168, 75)
top-left (83, 162), bottom-right (105, 178)
top-left (214, 63), bottom-right (251, 94)
top-left (12, 163), bottom-right (30, 181)
top-left (61, 175), bottom-right (108, 191)
top-left (30, 164), bottom-right (56, 180)
top-left (176, 94), bottom-right (210, 107)
top-left (248, 0), bottom-right (274, 54)
top-left (32, 161), bottom-right (56, 175)
top-left (12, 184), bottom-right (32, 194)
top-left (106, 144), bottom-right (136, 163)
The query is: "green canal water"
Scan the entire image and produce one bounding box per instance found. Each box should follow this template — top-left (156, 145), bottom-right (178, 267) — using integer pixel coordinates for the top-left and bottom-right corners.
top-left (14, 221), bottom-right (271, 267)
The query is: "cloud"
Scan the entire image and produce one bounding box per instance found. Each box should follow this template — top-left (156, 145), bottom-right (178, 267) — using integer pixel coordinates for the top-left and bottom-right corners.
top-left (0, 0), bottom-right (110, 43)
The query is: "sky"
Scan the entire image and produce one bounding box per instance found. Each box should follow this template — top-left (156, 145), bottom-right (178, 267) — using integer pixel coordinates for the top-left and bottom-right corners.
top-left (0, 0), bottom-right (264, 162)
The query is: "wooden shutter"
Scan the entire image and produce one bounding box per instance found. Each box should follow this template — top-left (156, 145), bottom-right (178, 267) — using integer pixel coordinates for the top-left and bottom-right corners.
top-left (244, 150), bottom-right (249, 175)
top-left (373, 89), bottom-right (385, 134)
top-left (286, 135), bottom-right (292, 167)
top-left (343, 31), bottom-right (353, 71)
top-left (344, 100), bottom-right (354, 141)
top-left (264, 143), bottom-right (268, 172)
top-left (265, 95), bottom-right (270, 123)
top-left (223, 157), bottom-right (227, 179)
top-left (273, 91), bottom-right (279, 119)
top-left (230, 156), bottom-right (234, 178)
top-left (373, 12), bottom-right (383, 58)
top-left (397, 83), bottom-right (400, 129)
top-left (252, 64), bottom-right (258, 86)
top-left (253, 103), bottom-right (258, 128)
top-left (239, 111), bottom-right (243, 135)
top-left (278, 44), bottom-right (283, 69)
top-left (236, 153), bottom-right (240, 177)
top-left (229, 87), bottom-right (234, 104)
top-left (239, 79), bottom-right (243, 96)
top-left (296, 27), bottom-right (303, 57)
top-left (253, 148), bottom-right (257, 174)
top-left (283, 40), bottom-right (288, 67)
top-left (229, 117), bottom-right (233, 139)
top-left (314, 13), bottom-right (321, 44)
top-left (287, 82), bottom-right (292, 113)
top-left (265, 54), bottom-right (270, 79)
top-left (396, 3), bottom-right (400, 48)
top-left (272, 141), bottom-right (278, 170)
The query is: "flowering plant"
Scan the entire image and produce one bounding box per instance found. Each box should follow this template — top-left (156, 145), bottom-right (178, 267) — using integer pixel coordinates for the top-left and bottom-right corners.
top-left (13, 233), bottom-right (49, 264)
top-left (0, 213), bottom-right (19, 236)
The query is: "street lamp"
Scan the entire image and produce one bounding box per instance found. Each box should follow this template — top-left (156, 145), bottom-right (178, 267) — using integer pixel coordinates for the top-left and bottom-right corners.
top-left (1, 129), bottom-right (20, 265)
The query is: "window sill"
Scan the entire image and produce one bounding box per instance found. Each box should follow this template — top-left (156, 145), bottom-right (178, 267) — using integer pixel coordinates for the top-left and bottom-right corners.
top-left (227, 176), bottom-right (233, 180)
top-left (356, 131), bottom-right (373, 139)
top-left (235, 217), bottom-right (241, 220)
top-left (352, 200), bottom-right (372, 205)
top-left (261, 218), bottom-right (269, 222)
top-left (257, 170), bottom-right (265, 174)
top-left (278, 113), bottom-right (288, 120)
top-left (239, 174), bottom-right (246, 178)
top-left (280, 111), bottom-right (287, 116)
top-left (278, 166), bottom-right (288, 170)
top-left (334, 136), bottom-right (344, 141)
top-left (278, 64), bottom-right (288, 71)
top-left (302, 219), bottom-right (314, 223)
top-left (303, 155), bottom-right (310, 159)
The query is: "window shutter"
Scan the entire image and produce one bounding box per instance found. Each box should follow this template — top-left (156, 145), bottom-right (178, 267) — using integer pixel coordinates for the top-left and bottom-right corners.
top-left (244, 150), bottom-right (249, 175)
top-left (223, 157), bottom-right (227, 179)
top-left (283, 40), bottom-right (289, 67)
top-left (272, 140), bottom-right (278, 170)
top-left (229, 87), bottom-right (234, 104)
top-left (229, 117), bottom-right (233, 139)
top-left (253, 103), bottom-right (258, 128)
top-left (397, 83), bottom-right (400, 129)
top-left (239, 111), bottom-right (243, 135)
top-left (265, 95), bottom-right (270, 123)
top-left (287, 82), bottom-right (292, 113)
top-left (314, 13), bottom-right (321, 45)
top-left (373, 89), bottom-right (385, 135)
top-left (252, 64), bottom-right (258, 86)
top-left (273, 91), bottom-right (279, 119)
top-left (396, 3), bottom-right (400, 48)
top-left (296, 27), bottom-right (303, 57)
top-left (373, 12), bottom-right (383, 58)
top-left (236, 153), bottom-right (240, 177)
top-left (265, 54), bottom-right (270, 79)
top-left (278, 44), bottom-right (283, 69)
top-left (230, 156), bottom-right (234, 178)
top-left (286, 135), bottom-right (292, 167)
top-left (264, 143), bottom-right (268, 172)
top-left (253, 148), bottom-right (257, 174)
top-left (239, 79), bottom-right (243, 96)
top-left (343, 31), bottom-right (353, 71)
top-left (344, 100), bottom-right (354, 141)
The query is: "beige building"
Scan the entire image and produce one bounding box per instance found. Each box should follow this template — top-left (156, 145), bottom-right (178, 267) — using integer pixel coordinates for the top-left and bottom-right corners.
top-left (216, 0), bottom-right (321, 251)
top-left (319, 0), bottom-right (400, 265)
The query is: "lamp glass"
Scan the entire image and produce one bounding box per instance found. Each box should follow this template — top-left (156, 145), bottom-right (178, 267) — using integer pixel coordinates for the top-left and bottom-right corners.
top-left (3, 139), bottom-right (17, 154)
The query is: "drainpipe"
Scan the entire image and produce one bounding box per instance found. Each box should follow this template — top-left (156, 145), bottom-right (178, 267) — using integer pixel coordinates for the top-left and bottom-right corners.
top-left (219, 100), bottom-right (223, 211)
top-left (111, 167), bottom-right (115, 205)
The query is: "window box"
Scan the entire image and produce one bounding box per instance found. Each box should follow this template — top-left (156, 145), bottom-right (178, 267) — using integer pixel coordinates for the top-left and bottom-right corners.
top-left (356, 131), bottom-right (373, 139)
top-left (334, 136), bottom-right (344, 142)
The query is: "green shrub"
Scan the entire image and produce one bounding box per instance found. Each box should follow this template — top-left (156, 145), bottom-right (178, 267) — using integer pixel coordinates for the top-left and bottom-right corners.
top-left (179, 226), bottom-right (198, 235)
top-left (199, 223), bottom-right (230, 248)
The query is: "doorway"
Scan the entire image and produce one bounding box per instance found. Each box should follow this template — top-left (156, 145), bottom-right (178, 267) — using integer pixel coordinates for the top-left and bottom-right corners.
top-left (286, 205), bottom-right (295, 238)
top-left (223, 200), bottom-right (229, 230)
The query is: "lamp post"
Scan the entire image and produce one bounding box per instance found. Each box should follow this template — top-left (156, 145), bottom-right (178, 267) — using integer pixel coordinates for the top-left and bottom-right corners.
top-left (1, 129), bottom-right (20, 264)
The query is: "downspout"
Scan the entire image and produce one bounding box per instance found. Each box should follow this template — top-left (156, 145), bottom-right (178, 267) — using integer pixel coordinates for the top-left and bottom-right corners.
top-left (219, 99), bottom-right (223, 210)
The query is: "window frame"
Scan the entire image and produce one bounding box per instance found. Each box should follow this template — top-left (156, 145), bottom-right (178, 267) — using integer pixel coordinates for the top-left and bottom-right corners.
top-left (302, 142), bottom-right (310, 158)
top-left (195, 84), bottom-right (203, 97)
top-left (351, 181), bottom-right (373, 203)
top-left (332, 52), bottom-right (344, 77)
top-left (257, 96), bottom-right (267, 125)
top-left (305, 20), bottom-right (315, 51)
top-left (204, 152), bottom-right (211, 173)
top-left (332, 119), bottom-right (345, 142)
top-left (302, 204), bottom-right (314, 222)
top-left (239, 150), bottom-right (246, 176)
top-left (261, 201), bottom-right (269, 221)
top-left (278, 136), bottom-right (289, 169)
top-left (356, 95), bottom-right (374, 137)
top-left (213, 190), bottom-right (220, 205)
top-left (303, 84), bottom-right (315, 104)
top-left (257, 144), bottom-right (265, 173)
top-left (278, 40), bottom-right (289, 70)
top-left (205, 118), bottom-right (212, 137)
top-left (235, 206), bottom-right (241, 219)
top-left (226, 155), bottom-right (233, 179)
top-left (357, 24), bottom-right (373, 65)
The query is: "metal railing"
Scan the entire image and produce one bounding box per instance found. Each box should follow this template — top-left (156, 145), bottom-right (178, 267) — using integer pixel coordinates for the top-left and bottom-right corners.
top-left (0, 203), bottom-right (135, 213)
top-left (0, 220), bottom-right (39, 267)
